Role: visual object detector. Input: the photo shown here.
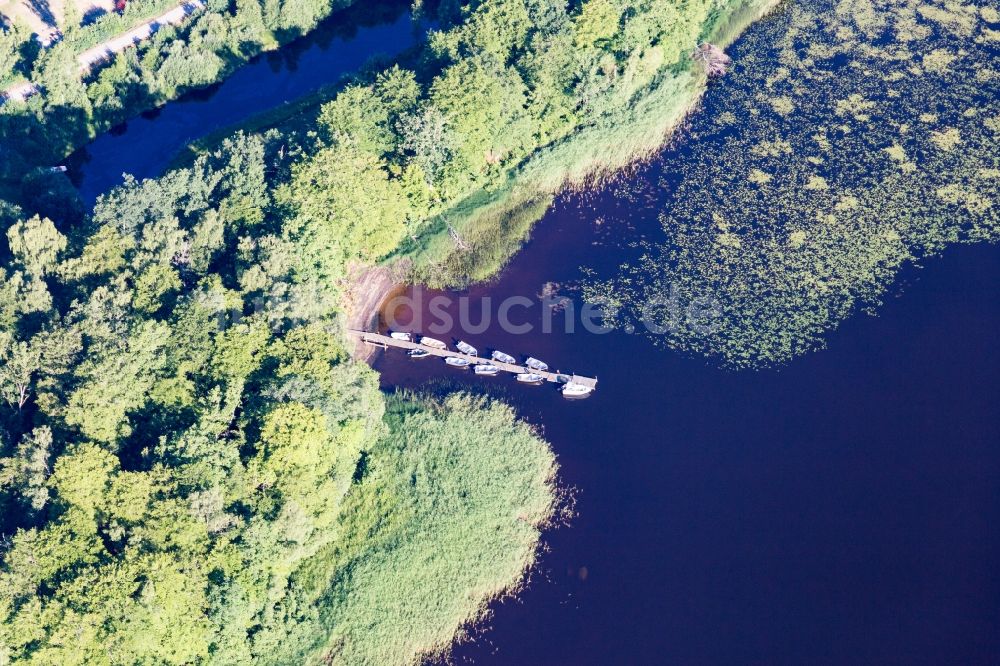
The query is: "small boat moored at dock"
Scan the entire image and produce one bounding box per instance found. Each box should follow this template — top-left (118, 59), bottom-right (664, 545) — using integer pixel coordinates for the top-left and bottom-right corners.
top-left (525, 357), bottom-right (549, 372)
top-left (561, 382), bottom-right (594, 398)
top-left (349, 330), bottom-right (597, 392)
top-left (420, 336), bottom-right (448, 350)
top-left (390, 331), bottom-right (413, 342)
top-left (491, 350), bottom-right (517, 364)
top-left (455, 341), bottom-right (478, 356)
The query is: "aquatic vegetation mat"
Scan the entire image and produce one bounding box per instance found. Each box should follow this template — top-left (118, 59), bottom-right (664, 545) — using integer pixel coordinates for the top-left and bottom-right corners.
top-left (585, 0), bottom-right (999, 368)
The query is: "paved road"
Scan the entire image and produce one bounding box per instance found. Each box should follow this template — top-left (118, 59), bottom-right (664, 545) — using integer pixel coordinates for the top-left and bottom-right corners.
top-left (2, 0), bottom-right (206, 103)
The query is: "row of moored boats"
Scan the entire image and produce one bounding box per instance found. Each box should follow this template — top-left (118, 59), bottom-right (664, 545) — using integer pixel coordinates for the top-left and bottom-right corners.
top-left (389, 331), bottom-right (593, 397)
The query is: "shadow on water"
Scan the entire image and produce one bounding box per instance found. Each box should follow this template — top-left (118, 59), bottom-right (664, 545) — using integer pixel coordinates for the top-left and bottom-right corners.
top-left (67, 0), bottom-right (416, 204)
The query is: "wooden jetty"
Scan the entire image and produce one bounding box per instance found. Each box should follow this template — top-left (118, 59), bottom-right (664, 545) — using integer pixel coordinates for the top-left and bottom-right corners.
top-left (348, 330), bottom-right (598, 390)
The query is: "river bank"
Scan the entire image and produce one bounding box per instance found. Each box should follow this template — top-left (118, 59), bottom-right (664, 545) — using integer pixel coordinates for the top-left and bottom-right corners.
top-left (0, 4), bottom-right (579, 664)
top-left (0, 0), bottom-right (379, 197)
top-left (62, 0), bottom-right (784, 350)
top-left (4, 0), bottom-right (995, 662)
top-left (1, 0), bottom-right (207, 104)
top-left (66, 3), bottom-right (418, 203)
top-left (391, 0), bottom-right (785, 289)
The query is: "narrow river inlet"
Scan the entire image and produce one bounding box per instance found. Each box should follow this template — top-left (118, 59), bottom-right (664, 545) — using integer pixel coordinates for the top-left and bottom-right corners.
top-left (68, 1), bottom-right (418, 204)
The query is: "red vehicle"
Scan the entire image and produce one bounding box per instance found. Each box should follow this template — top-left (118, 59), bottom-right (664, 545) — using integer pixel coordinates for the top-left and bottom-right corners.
top-left (115, 0), bottom-right (127, 13)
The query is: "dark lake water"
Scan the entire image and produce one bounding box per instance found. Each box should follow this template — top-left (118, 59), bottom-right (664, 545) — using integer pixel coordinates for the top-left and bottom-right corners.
top-left (372, 6), bottom-right (999, 662)
top-left (68, 1), bottom-right (417, 204)
top-left (377, 163), bottom-right (1000, 664)
top-left (66, 0), bottom-right (999, 662)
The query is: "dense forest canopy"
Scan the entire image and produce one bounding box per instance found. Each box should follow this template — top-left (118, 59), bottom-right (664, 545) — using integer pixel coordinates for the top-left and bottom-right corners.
top-left (0, 130), bottom-right (559, 663)
top-left (0, 0), bottom-right (768, 662)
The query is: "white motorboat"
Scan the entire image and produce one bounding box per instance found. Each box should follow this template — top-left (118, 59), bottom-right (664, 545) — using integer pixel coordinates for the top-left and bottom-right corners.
top-left (516, 373), bottom-right (544, 385)
top-left (408, 349), bottom-right (430, 358)
top-left (420, 336), bottom-right (447, 349)
top-left (390, 331), bottom-right (413, 342)
top-left (445, 357), bottom-right (471, 368)
top-left (491, 350), bottom-right (517, 364)
top-left (525, 357), bottom-right (549, 372)
top-left (561, 382), bottom-right (593, 398)
top-left (455, 341), bottom-right (478, 356)
top-left (474, 364), bottom-right (499, 376)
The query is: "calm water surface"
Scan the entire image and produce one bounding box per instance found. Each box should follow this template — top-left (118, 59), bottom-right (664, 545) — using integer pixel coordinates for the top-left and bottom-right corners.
top-left (373, 9), bottom-right (998, 662)
top-left (378, 166), bottom-right (1000, 664)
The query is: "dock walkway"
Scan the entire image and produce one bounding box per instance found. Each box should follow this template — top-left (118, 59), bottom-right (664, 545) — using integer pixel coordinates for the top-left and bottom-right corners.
top-left (348, 330), bottom-right (598, 390)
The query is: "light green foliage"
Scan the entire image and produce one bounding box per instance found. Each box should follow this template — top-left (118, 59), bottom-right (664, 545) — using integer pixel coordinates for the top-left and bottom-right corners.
top-left (586, 0), bottom-right (1000, 367)
top-left (5, 215), bottom-right (66, 277)
top-left (0, 324), bottom-right (380, 665)
top-left (0, 21), bottom-right (30, 87)
top-left (30, 43), bottom-right (90, 125)
top-left (429, 56), bottom-right (531, 182)
top-left (304, 393), bottom-right (558, 665)
top-left (157, 29), bottom-right (227, 97)
top-left (0, 0), bottom-right (762, 660)
top-left (0, 333), bottom-right (40, 411)
top-left (280, 142), bottom-right (412, 264)
top-left (396, 104), bottom-right (456, 190)
top-left (573, 0), bottom-right (622, 49)
top-left (60, 0), bottom-right (82, 37)
top-left (0, 28), bottom-right (17, 78)
top-left (49, 442), bottom-right (118, 514)
top-left (0, 426), bottom-right (52, 512)
top-left (316, 67), bottom-right (421, 158)
top-left (63, 318), bottom-right (170, 442)
top-left (429, 0), bottom-right (531, 60)
top-left (319, 83), bottom-right (396, 154)
top-left (260, 0), bottom-right (741, 290)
